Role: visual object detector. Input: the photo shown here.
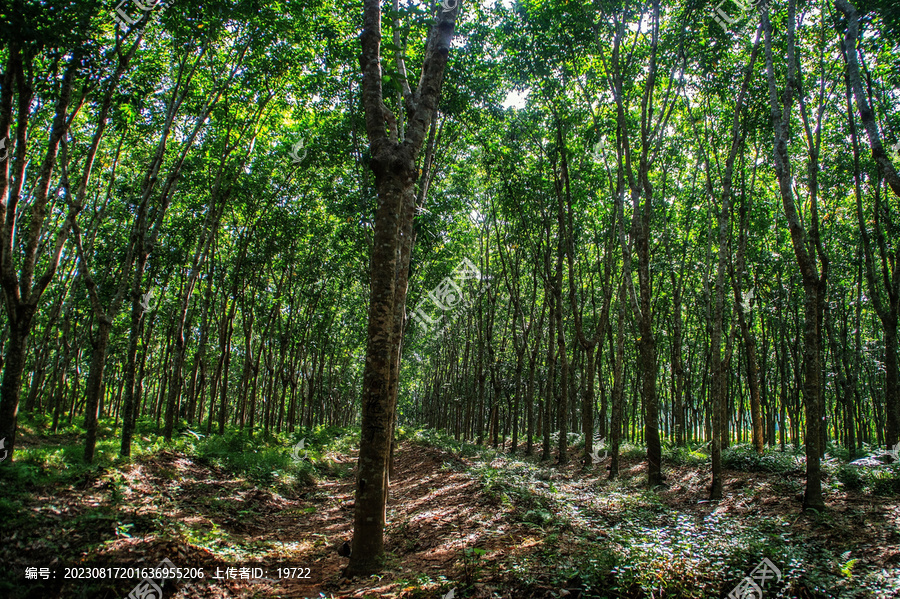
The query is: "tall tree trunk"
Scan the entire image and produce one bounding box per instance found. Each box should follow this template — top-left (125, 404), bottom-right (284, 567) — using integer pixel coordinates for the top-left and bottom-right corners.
top-left (762, 1), bottom-right (827, 510)
top-left (164, 196), bottom-right (225, 439)
top-left (671, 271), bottom-right (685, 446)
top-left (347, 0), bottom-right (458, 575)
top-left (83, 319), bottom-right (112, 463)
top-left (838, 0), bottom-right (900, 448)
top-left (609, 280), bottom-right (626, 480)
top-left (0, 314), bottom-right (33, 458)
top-left (542, 281), bottom-right (556, 462)
top-left (637, 182), bottom-right (661, 487)
top-left (0, 48), bottom-right (80, 462)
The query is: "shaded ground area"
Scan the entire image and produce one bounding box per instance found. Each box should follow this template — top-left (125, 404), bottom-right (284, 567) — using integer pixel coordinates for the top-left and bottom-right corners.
top-left (2, 428), bottom-right (899, 598)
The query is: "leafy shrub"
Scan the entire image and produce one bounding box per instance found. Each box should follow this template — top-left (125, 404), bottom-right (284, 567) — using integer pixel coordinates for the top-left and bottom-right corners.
top-left (832, 460), bottom-right (900, 495)
top-left (722, 444), bottom-right (803, 474)
top-left (195, 429), bottom-right (315, 486)
top-left (619, 441), bottom-right (647, 459)
top-left (835, 464), bottom-right (865, 491)
top-left (664, 444), bottom-right (709, 467)
top-left (869, 467), bottom-right (900, 496)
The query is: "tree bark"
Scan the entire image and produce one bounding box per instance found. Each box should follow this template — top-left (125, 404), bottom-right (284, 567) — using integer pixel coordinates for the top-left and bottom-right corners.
top-left (838, 0), bottom-right (900, 448)
top-left (609, 280), bottom-right (626, 480)
top-left (83, 319), bottom-right (112, 463)
top-left (761, 1), bottom-right (827, 511)
top-left (348, 0), bottom-right (458, 576)
top-left (0, 47), bottom-right (82, 461)
top-left (834, 0), bottom-right (900, 199)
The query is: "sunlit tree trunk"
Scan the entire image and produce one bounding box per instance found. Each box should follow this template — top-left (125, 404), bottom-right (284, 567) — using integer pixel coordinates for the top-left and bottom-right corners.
top-left (762, 1), bottom-right (828, 510)
top-left (348, 0), bottom-right (458, 575)
top-left (836, 0), bottom-right (900, 448)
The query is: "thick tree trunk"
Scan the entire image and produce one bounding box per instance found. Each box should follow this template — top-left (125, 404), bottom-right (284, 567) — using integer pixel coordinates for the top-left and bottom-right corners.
top-left (348, 0), bottom-right (456, 568)
top-left (0, 312), bottom-right (34, 461)
top-left (637, 188), bottom-right (661, 487)
top-left (801, 283), bottom-right (825, 509)
top-left (348, 165), bottom-right (409, 574)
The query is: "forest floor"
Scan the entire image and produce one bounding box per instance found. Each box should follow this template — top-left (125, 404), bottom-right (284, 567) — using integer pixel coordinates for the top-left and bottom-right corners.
top-left (2, 419), bottom-right (899, 599)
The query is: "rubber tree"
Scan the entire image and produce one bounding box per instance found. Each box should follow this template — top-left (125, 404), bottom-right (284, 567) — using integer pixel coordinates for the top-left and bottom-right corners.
top-left (761, 0), bottom-right (829, 511)
top-left (0, 24), bottom-right (104, 462)
top-left (835, 0), bottom-right (900, 448)
top-left (347, 0), bottom-right (459, 576)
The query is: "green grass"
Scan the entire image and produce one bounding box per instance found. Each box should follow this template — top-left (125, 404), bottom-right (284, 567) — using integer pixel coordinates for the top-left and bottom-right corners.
top-left (0, 415), bottom-right (363, 599)
top-left (400, 429), bottom-right (899, 598)
top-left (721, 443), bottom-right (806, 475)
top-left (5, 417), bottom-right (900, 598)
top-left (0, 415), bottom-right (359, 493)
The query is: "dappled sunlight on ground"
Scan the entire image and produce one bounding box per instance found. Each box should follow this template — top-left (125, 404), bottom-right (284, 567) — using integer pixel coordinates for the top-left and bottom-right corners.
top-left (5, 434), bottom-right (900, 598)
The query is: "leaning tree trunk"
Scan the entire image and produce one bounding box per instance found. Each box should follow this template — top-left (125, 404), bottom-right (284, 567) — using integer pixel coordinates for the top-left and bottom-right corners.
top-left (836, 0), bottom-right (900, 447)
top-left (0, 47), bottom-right (80, 463)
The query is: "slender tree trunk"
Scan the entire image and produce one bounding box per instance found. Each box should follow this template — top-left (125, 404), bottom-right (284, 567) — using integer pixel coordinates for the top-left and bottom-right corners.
top-left (762, 1), bottom-right (827, 510)
top-left (609, 281), bottom-right (626, 480)
top-left (671, 274), bottom-right (685, 446)
top-left (83, 319), bottom-right (112, 463)
top-left (709, 192), bottom-right (729, 501)
top-left (543, 282), bottom-right (556, 462)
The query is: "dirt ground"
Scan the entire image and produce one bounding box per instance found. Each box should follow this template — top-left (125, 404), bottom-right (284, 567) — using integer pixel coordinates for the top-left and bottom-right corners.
top-left (4, 440), bottom-right (899, 598)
